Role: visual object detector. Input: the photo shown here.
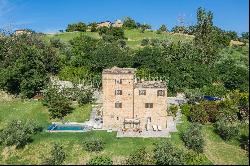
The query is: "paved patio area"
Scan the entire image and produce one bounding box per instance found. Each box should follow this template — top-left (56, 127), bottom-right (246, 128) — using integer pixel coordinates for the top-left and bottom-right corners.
top-left (117, 128), bottom-right (171, 138)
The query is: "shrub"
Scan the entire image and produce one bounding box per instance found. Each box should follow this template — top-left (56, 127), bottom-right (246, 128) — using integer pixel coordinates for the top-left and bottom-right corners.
top-left (181, 123), bottom-right (205, 153)
top-left (150, 38), bottom-right (160, 46)
top-left (240, 135), bottom-right (249, 154)
top-left (0, 120), bottom-right (41, 148)
top-left (77, 89), bottom-right (93, 106)
top-left (189, 104), bottom-right (209, 124)
top-left (168, 105), bottom-right (179, 117)
top-left (214, 119), bottom-right (240, 140)
top-left (156, 30), bottom-right (161, 34)
top-left (153, 140), bottom-right (185, 165)
top-left (44, 143), bottom-right (66, 165)
top-left (126, 147), bottom-right (155, 165)
top-left (201, 101), bottom-right (220, 123)
top-left (83, 138), bottom-right (104, 152)
top-left (180, 103), bottom-right (191, 117)
top-left (87, 156), bottom-right (113, 165)
top-left (141, 38), bottom-right (150, 46)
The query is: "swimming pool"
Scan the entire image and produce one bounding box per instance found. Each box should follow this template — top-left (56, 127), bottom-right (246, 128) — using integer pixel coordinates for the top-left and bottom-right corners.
top-left (47, 124), bottom-right (91, 132)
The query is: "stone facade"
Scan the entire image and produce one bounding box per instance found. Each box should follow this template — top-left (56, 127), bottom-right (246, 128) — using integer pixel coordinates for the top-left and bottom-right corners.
top-left (97, 21), bottom-right (112, 28)
top-left (14, 29), bottom-right (32, 35)
top-left (112, 19), bottom-right (123, 28)
top-left (102, 66), bottom-right (168, 130)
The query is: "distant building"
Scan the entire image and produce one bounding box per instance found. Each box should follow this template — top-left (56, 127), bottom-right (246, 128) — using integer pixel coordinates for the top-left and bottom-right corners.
top-left (14, 29), bottom-right (32, 35)
top-left (112, 19), bottom-right (123, 28)
top-left (97, 21), bottom-right (112, 28)
top-left (102, 66), bottom-right (168, 131)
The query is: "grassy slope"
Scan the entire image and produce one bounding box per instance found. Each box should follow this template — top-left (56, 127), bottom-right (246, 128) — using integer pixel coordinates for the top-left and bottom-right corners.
top-left (0, 100), bottom-right (248, 165)
top-left (44, 29), bottom-right (194, 48)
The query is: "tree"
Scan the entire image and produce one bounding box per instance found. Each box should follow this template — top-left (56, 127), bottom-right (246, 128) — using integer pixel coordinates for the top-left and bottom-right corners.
top-left (87, 156), bottom-right (113, 165)
top-left (0, 34), bottom-right (59, 98)
top-left (83, 138), bottom-right (104, 152)
top-left (241, 32), bottom-right (249, 40)
top-left (140, 24), bottom-right (151, 33)
top-left (43, 85), bottom-right (73, 120)
top-left (44, 143), bottom-right (66, 165)
top-left (194, 7), bottom-right (219, 64)
top-left (126, 147), bottom-right (155, 165)
top-left (181, 123), bottom-right (205, 153)
top-left (0, 120), bottom-right (41, 148)
top-left (171, 25), bottom-right (186, 33)
top-left (66, 22), bottom-right (87, 32)
top-left (122, 17), bottom-right (137, 29)
top-left (159, 24), bottom-right (168, 32)
top-left (153, 140), bottom-right (186, 165)
top-left (226, 30), bottom-right (238, 41)
top-left (89, 22), bottom-right (98, 32)
top-left (99, 27), bottom-right (126, 41)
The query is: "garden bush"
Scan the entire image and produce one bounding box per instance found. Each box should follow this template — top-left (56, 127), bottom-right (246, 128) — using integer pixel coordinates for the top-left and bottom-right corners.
top-left (180, 103), bottom-right (191, 117)
top-left (240, 135), bottom-right (249, 154)
top-left (189, 104), bottom-right (209, 124)
top-left (168, 105), bottom-right (179, 117)
top-left (87, 156), bottom-right (113, 165)
top-left (141, 38), bottom-right (150, 46)
top-left (44, 143), bottom-right (66, 165)
top-left (83, 138), bottom-right (104, 152)
top-left (153, 140), bottom-right (185, 165)
top-left (181, 123), bottom-right (205, 153)
top-left (0, 120), bottom-right (41, 148)
top-left (125, 147), bottom-right (154, 165)
top-left (201, 101), bottom-right (220, 123)
top-left (214, 119), bottom-right (240, 140)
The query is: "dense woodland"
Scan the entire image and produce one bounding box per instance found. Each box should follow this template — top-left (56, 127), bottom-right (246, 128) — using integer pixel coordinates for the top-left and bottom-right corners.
top-left (0, 7), bottom-right (249, 165)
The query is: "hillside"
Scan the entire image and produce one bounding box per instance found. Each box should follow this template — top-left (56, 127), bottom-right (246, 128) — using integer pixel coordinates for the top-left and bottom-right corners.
top-left (45, 29), bottom-right (194, 48)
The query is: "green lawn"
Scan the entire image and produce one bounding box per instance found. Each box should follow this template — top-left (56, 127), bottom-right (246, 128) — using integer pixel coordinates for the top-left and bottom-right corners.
top-left (0, 100), bottom-right (248, 165)
top-left (124, 29), bottom-right (194, 48)
top-left (44, 31), bottom-right (100, 42)
top-left (43, 29), bottom-right (194, 49)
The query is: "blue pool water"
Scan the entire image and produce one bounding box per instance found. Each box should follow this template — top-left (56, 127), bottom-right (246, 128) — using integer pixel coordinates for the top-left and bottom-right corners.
top-left (47, 124), bottom-right (89, 131)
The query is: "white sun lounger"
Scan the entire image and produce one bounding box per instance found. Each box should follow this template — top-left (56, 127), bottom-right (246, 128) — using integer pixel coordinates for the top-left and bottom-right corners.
top-left (157, 125), bottom-right (162, 131)
top-left (152, 125), bottom-right (157, 131)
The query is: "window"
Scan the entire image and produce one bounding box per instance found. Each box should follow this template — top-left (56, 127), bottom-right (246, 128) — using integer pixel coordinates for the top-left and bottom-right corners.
top-left (115, 90), bottom-right (122, 95)
top-left (115, 102), bottom-right (122, 108)
top-left (139, 90), bottom-right (146, 95)
top-left (157, 90), bottom-right (165, 96)
top-left (117, 117), bottom-right (119, 120)
top-left (145, 103), bottom-right (153, 108)
top-left (115, 79), bottom-right (122, 84)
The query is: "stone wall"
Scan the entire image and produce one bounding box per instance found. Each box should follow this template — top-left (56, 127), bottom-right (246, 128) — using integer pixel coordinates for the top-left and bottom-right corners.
top-left (102, 72), bottom-right (134, 129)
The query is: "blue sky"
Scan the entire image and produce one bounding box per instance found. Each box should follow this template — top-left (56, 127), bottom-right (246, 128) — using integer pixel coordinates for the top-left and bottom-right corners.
top-left (0, 0), bottom-right (249, 34)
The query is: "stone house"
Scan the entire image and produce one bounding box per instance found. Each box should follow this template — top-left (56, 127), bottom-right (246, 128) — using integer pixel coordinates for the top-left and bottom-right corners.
top-left (102, 66), bottom-right (168, 131)
top-left (14, 29), bottom-right (32, 35)
top-left (97, 21), bottom-right (112, 28)
top-left (112, 19), bottom-right (123, 28)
